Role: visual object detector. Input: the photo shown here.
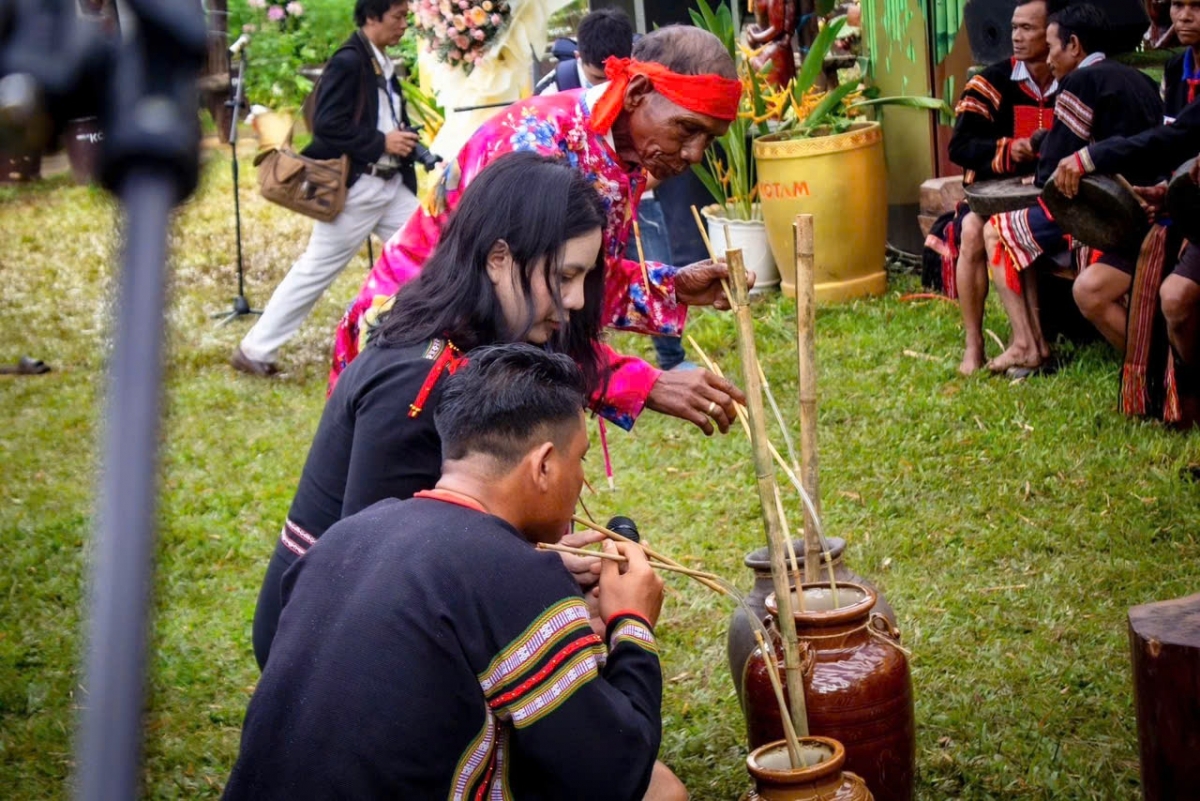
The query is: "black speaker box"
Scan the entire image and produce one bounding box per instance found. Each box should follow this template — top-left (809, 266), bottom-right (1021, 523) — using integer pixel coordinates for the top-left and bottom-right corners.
top-left (964, 0), bottom-right (1149, 65)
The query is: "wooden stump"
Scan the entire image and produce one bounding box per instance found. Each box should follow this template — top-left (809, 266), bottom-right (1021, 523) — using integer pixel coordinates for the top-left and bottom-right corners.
top-left (1128, 592), bottom-right (1200, 800)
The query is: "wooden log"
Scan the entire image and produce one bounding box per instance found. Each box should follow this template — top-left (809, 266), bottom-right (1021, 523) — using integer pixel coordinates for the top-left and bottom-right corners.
top-left (794, 215), bottom-right (822, 582)
top-left (1128, 591), bottom-right (1200, 800)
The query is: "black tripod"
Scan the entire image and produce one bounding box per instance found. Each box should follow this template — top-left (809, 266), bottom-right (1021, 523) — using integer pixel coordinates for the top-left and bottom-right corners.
top-left (213, 42), bottom-right (261, 326)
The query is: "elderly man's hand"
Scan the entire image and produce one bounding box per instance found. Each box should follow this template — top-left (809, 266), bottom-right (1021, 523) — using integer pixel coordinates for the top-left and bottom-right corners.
top-left (645, 367), bottom-right (745, 435)
top-left (675, 259), bottom-right (756, 309)
top-left (1052, 153), bottom-right (1086, 198)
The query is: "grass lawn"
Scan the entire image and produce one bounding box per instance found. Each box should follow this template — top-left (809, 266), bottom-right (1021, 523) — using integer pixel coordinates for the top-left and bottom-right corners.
top-left (1, 153), bottom-right (1198, 800)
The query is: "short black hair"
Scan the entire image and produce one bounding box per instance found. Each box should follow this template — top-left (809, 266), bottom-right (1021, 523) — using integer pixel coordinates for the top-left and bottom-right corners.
top-left (1048, 4), bottom-right (1111, 55)
top-left (355, 0), bottom-right (407, 28)
top-left (435, 344), bottom-right (587, 468)
top-left (576, 9), bottom-right (633, 68)
top-left (1015, 0), bottom-right (1068, 14)
top-left (632, 25), bottom-right (737, 80)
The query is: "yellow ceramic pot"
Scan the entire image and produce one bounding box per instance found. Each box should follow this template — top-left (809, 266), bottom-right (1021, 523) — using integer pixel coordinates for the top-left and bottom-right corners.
top-left (754, 122), bottom-right (888, 302)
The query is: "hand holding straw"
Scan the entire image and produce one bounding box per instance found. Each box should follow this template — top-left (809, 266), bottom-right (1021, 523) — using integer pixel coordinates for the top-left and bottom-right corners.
top-left (570, 514), bottom-right (729, 596)
top-left (536, 542), bottom-right (724, 583)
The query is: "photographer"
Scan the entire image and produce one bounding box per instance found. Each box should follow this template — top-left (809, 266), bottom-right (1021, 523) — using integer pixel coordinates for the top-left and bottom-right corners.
top-left (233, 0), bottom-right (422, 376)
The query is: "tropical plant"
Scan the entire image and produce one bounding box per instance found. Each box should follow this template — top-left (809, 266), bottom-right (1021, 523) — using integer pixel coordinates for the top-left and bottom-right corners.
top-left (688, 0), bottom-right (949, 219)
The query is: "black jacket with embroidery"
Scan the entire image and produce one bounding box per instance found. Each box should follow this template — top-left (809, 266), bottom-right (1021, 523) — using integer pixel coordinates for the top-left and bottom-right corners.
top-left (1035, 58), bottom-right (1163, 187)
top-left (948, 59), bottom-right (1057, 184)
top-left (224, 497), bottom-right (663, 800)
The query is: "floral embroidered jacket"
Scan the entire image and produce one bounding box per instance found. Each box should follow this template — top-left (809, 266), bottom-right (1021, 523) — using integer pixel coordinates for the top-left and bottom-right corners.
top-left (329, 88), bottom-right (689, 429)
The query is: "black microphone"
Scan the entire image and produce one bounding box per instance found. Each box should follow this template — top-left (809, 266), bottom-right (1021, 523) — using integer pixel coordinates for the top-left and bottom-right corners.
top-left (606, 515), bottom-right (640, 543)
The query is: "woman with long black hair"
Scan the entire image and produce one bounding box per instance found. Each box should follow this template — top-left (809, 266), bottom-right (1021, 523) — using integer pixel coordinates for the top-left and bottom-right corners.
top-left (252, 153), bottom-right (617, 667)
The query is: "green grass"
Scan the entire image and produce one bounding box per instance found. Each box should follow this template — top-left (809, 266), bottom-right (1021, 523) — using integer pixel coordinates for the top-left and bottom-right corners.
top-left (1, 154), bottom-right (1198, 799)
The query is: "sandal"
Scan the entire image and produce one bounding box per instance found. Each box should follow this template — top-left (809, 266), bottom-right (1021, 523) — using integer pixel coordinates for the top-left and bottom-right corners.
top-left (0, 356), bottom-right (52, 375)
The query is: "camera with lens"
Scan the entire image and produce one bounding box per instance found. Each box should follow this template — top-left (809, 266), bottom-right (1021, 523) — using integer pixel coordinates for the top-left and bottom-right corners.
top-left (403, 124), bottom-right (443, 171)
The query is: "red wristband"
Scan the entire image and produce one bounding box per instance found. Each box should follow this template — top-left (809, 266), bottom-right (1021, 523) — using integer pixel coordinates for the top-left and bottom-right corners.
top-left (605, 609), bottom-right (653, 628)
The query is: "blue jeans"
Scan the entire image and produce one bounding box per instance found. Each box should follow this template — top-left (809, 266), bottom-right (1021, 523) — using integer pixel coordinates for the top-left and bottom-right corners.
top-left (628, 195), bottom-right (687, 370)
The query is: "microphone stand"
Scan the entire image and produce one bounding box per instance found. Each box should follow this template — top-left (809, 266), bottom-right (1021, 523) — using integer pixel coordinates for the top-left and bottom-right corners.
top-left (212, 41), bottom-right (261, 325)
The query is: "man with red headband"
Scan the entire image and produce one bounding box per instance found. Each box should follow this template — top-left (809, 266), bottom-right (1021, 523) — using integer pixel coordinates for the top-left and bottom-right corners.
top-left (329, 25), bottom-right (748, 434)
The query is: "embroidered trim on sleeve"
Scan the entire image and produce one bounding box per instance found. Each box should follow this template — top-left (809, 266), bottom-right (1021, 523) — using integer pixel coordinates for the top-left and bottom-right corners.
top-left (992, 137), bottom-right (1012, 174)
top-left (1055, 91), bottom-right (1094, 141)
top-left (609, 616), bottom-right (659, 656)
top-left (955, 96), bottom-right (993, 120)
top-left (964, 75), bottom-right (1003, 109)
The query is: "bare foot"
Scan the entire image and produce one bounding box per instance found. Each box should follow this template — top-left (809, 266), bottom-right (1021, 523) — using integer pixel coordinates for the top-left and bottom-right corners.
top-left (986, 345), bottom-right (1042, 373)
top-left (958, 350), bottom-right (987, 376)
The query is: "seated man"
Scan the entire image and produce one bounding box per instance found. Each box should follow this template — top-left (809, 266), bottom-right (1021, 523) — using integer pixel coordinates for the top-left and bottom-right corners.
top-left (1054, 0), bottom-right (1200, 354)
top-left (223, 344), bottom-right (683, 800)
top-left (1054, 96), bottom-right (1200, 421)
top-left (983, 4), bottom-right (1163, 375)
top-left (941, 0), bottom-right (1062, 375)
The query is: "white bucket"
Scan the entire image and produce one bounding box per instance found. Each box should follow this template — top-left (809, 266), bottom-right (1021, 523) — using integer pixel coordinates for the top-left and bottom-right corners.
top-left (702, 204), bottom-right (781, 295)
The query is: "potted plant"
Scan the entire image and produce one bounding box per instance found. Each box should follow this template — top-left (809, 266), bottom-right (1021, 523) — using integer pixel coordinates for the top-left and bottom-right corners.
top-left (689, 0), bottom-right (780, 294)
top-left (751, 12), bottom-right (947, 300)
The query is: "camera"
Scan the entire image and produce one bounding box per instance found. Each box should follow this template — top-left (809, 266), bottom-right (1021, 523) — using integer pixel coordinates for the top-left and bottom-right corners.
top-left (403, 124), bottom-right (443, 172)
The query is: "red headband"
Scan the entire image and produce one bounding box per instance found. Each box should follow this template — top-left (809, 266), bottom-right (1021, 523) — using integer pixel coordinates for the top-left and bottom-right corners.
top-left (589, 57), bottom-right (743, 135)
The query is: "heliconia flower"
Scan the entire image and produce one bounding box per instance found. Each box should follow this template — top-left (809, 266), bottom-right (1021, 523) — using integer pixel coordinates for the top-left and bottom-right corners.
top-left (490, 13), bottom-right (501, 25)
top-left (285, 1), bottom-right (303, 15)
top-left (267, 5), bottom-right (285, 21)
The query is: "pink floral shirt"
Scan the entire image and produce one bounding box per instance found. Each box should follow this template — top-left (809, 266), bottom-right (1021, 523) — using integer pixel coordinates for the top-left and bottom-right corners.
top-left (328, 89), bottom-right (689, 429)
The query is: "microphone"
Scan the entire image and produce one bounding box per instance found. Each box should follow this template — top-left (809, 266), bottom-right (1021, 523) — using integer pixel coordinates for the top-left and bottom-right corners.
top-left (606, 516), bottom-right (640, 543)
top-left (228, 34), bottom-right (251, 56)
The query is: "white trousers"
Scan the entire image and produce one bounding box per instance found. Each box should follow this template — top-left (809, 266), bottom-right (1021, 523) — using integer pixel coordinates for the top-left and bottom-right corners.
top-left (240, 174), bottom-right (418, 363)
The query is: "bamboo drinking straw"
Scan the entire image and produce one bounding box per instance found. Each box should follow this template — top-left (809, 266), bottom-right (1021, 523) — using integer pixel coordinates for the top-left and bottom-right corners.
top-left (570, 515), bottom-right (729, 596)
top-left (726, 246), bottom-right (809, 740)
top-left (793, 215), bottom-right (823, 584)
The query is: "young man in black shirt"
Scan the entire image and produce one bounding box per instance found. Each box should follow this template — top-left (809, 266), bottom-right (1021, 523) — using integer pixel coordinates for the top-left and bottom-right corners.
top-left (223, 344), bottom-right (683, 800)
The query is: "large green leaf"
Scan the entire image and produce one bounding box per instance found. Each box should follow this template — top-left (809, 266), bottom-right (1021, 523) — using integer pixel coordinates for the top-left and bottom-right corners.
top-left (793, 16), bottom-right (847, 102)
top-left (849, 95), bottom-right (951, 113)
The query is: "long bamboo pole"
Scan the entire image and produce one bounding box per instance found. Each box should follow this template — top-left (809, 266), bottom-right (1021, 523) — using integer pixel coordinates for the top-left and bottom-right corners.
top-left (726, 247), bottom-right (809, 745)
top-left (794, 215), bottom-right (823, 583)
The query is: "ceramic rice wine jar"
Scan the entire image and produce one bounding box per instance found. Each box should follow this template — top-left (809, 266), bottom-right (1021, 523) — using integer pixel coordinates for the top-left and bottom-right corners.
top-left (741, 737), bottom-right (873, 801)
top-left (742, 582), bottom-right (914, 801)
top-left (727, 538), bottom-right (897, 704)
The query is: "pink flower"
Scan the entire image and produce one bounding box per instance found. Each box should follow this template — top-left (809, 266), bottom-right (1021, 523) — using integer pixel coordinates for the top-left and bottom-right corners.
top-left (472, 28), bottom-right (485, 40)
top-left (457, 0), bottom-right (468, 8)
top-left (267, 5), bottom-right (285, 21)
top-left (490, 13), bottom-right (501, 25)
top-left (285, 1), bottom-right (303, 15)
top-left (453, 34), bottom-right (469, 48)
top-left (449, 48), bottom-right (461, 60)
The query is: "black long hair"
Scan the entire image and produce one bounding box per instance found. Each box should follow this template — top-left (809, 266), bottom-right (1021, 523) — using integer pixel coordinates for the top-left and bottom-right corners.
top-left (371, 152), bottom-right (608, 395)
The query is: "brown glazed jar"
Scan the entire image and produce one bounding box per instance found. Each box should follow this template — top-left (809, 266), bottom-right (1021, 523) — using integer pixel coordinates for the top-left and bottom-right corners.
top-left (727, 537), bottom-right (897, 705)
top-left (742, 582), bottom-right (914, 801)
top-left (741, 737), bottom-right (874, 801)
